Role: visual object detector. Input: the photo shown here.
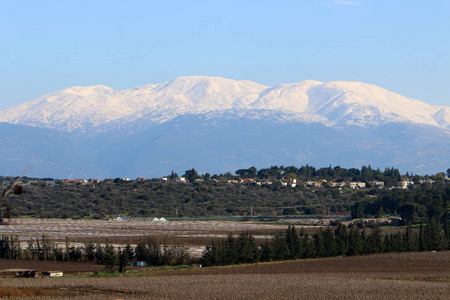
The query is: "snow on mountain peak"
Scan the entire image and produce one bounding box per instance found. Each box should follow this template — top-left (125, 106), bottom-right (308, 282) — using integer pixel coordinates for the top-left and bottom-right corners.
top-left (306, 81), bottom-right (440, 126)
top-left (433, 107), bottom-right (450, 128)
top-left (0, 76), bottom-right (447, 132)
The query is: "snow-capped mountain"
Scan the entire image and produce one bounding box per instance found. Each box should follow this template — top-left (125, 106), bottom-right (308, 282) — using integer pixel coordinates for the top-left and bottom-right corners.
top-left (0, 76), bottom-right (448, 178)
top-left (0, 76), bottom-right (448, 132)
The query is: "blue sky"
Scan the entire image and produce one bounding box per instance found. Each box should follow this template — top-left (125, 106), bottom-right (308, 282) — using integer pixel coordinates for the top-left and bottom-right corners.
top-left (1, 0), bottom-right (449, 110)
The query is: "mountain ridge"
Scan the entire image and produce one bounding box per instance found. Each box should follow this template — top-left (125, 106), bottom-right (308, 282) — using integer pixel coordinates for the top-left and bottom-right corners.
top-left (1, 76), bottom-right (448, 132)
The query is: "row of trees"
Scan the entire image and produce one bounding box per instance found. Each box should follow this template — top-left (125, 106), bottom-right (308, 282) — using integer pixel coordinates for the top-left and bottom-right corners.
top-left (169, 165), bottom-right (449, 185)
top-left (0, 219), bottom-right (448, 271)
top-left (234, 165), bottom-right (404, 183)
top-left (0, 236), bottom-right (190, 273)
top-left (202, 219), bottom-right (449, 267)
top-left (227, 165), bottom-right (447, 184)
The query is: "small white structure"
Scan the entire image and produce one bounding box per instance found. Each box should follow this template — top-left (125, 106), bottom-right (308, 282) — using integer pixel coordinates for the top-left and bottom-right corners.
top-left (152, 217), bottom-right (168, 222)
top-left (42, 271), bottom-right (63, 277)
top-left (398, 180), bottom-right (414, 189)
top-left (349, 182), bottom-right (366, 189)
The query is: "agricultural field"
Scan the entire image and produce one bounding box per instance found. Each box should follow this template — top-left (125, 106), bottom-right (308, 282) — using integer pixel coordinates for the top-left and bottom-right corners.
top-left (0, 251), bottom-right (448, 299)
top-left (0, 218), bottom-right (291, 257)
top-left (1, 218), bottom-right (290, 241)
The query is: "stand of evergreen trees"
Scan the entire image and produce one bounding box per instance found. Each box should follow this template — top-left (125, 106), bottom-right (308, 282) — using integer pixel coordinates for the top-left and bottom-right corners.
top-left (201, 219), bottom-right (449, 267)
top-left (0, 235), bottom-right (190, 273)
top-left (352, 183), bottom-right (450, 223)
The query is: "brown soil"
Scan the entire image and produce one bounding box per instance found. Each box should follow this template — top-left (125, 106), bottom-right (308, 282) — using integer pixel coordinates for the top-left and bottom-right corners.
top-left (0, 251), bottom-right (448, 299)
top-left (166, 251), bottom-right (450, 277)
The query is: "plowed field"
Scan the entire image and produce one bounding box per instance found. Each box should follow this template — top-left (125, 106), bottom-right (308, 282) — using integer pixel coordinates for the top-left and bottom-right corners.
top-left (0, 251), bottom-right (448, 299)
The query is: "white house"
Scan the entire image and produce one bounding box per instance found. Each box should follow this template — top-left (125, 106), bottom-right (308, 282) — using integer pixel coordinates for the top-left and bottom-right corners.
top-left (349, 182), bottom-right (366, 189)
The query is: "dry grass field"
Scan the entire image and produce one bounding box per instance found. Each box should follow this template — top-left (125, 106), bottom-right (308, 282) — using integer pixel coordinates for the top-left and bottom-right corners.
top-left (0, 251), bottom-right (448, 299)
top-left (2, 218), bottom-right (288, 242)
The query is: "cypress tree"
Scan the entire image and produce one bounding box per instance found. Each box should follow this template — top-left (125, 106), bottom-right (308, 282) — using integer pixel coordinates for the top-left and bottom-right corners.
top-left (95, 243), bottom-right (104, 264)
top-left (124, 243), bottom-right (134, 261)
top-left (314, 228), bottom-right (325, 258)
top-left (322, 227), bottom-right (337, 257)
top-left (390, 232), bottom-right (404, 252)
top-left (225, 233), bottom-right (237, 265)
top-left (271, 232), bottom-right (289, 261)
top-left (300, 229), bottom-right (314, 258)
top-left (335, 223), bottom-right (348, 256)
top-left (135, 240), bottom-right (148, 262)
top-left (0, 236), bottom-right (10, 259)
top-left (418, 221), bottom-right (425, 251)
top-left (383, 235), bottom-right (392, 253)
top-left (103, 241), bottom-right (118, 272)
top-left (260, 239), bottom-right (273, 262)
top-left (237, 231), bottom-right (258, 263)
top-left (368, 223), bottom-right (384, 254)
top-left (118, 248), bottom-right (129, 273)
top-left (404, 222), bottom-right (419, 252)
top-left (360, 228), bottom-right (368, 255)
top-left (424, 216), bottom-right (445, 251)
top-left (84, 242), bottom-right (96, 262)
top-left (285, 225), bottom-right (301, 259)
top-left (347, 225), bottom-right (361, 256)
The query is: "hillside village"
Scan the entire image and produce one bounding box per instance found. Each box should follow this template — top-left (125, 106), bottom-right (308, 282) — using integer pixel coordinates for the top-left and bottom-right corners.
top-left (1, 165), bottom-right (448, 221)
top-left (8, 171), bottom-right (441, 191)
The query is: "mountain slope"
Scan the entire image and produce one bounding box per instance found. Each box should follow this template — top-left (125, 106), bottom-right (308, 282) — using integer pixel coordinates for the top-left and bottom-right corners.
top-left (0, 76), bottom-right (448, 178)
top-left (0, 76), bottom-right (448, 132)
top-left (0, 122), bottom-right (103, 178)
top-left (85, 115), bottom-right (450, 178)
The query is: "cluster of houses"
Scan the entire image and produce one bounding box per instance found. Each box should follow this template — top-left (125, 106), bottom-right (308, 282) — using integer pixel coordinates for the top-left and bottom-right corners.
top-left (218, 178), bottom-right (435, 190)
top-left (17, 175), bottom-right (437, 191)
top-left (225, 178), bottom-right (371, 189)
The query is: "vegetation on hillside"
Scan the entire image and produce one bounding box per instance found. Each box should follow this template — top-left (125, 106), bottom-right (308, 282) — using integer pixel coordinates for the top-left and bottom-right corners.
top-left (0, 165), bottom-right (448, 220)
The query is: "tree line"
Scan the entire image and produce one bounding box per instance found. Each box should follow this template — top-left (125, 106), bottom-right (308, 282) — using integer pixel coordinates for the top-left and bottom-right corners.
top-left (202, 218), bottom-right (449, 267)
top-left (0, 235), bottom-right (190, 273)
top-left (0, 218), bottom-right (448, 272)
top-left (187, 165), bottom-right (449, 185)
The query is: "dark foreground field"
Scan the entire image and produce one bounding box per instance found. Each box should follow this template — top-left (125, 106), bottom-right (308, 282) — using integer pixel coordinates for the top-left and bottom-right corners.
top-left (0, 251), bottom-right (448, 299)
